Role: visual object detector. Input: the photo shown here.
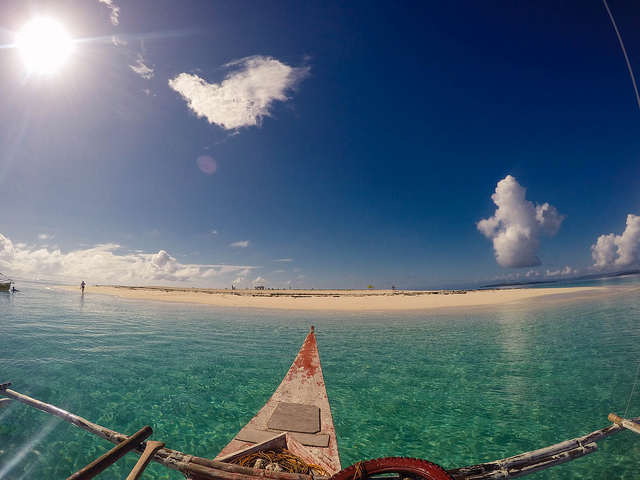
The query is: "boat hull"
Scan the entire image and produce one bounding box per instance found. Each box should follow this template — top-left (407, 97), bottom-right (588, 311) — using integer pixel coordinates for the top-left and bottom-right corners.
top-left (215, 327), bottom-right (341, 476)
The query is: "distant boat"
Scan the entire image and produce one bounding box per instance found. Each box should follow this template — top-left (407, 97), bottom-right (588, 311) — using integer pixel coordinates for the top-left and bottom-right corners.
top-left (0, 273), bottom-right (13, 291)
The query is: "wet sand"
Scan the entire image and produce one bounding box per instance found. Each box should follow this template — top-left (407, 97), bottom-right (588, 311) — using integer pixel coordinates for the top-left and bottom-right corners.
top-left (57, 284), bottom-right (617, 311)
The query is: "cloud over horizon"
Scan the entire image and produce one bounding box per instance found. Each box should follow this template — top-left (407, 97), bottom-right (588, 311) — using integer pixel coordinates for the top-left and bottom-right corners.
top-left (0, 233), bottom-right (255, 286)
top-left (168, 56), bottom-right (310, 130)
top-left (592, 214), bottom-right (640, 269)
top-left (477, 175), bottom-right (565, 268)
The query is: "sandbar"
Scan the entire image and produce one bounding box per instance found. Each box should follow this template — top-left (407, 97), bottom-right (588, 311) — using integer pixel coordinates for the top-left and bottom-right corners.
top-left (56, 285), bottom-right (623, 311)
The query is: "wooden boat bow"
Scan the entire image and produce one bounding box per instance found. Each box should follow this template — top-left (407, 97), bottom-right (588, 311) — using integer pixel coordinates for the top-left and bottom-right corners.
top-left (215, 326), bottom-right (342, 476)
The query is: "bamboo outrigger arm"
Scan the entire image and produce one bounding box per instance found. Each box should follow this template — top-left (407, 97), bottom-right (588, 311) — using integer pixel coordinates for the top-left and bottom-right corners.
top-left (1, 382), bottom-right (638, 480)
top-left (447, 413), bottom-right (640, 479)
top-left (608, 413), bottom-right (640, 435)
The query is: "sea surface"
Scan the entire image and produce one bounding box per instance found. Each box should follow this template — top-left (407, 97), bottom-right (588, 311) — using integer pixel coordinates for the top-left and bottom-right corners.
top-left (1, 278), bottom-right (640, 480)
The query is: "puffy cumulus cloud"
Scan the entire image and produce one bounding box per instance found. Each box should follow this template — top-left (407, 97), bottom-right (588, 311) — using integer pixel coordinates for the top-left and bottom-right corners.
top-left (168, 56), bottom-right (310, 130)
top-left (0, 233), bottom-right (256, 286)
top-left (0, 235), bottom-right (17, 265)
top-left (592, 214), bottom-right (640, 268)
top-left (477, 175), bottom-right (565, 268)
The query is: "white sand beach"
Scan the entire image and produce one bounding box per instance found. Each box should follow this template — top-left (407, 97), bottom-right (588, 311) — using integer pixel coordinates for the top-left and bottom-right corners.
top-left (57, 285), bottom-right (620, 311)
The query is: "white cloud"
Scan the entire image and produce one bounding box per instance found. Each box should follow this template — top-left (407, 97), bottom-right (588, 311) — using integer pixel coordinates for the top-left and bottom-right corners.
top-left (111, 35), bottom-right (126, 46)
top-left (477, 175), bottom-right (565, 268)
top-left (230, 268), bottom-right (254, 286)
top-left (545, 266), bottom-right (577, 277)
top-left (0, 233), bottom-right (256, 286)
top-left (168, 56), bottom-right (310, 130)
top-left (130, 54), bottom-right (154, 79)
top-left (592, 214), bottom-right (640, 268)
top-left (231, 240), bottom-right (249, 248)
top-left (98, 0), bottom-right (120, 26)
top-left (484, 265), bottom-right (578, 286)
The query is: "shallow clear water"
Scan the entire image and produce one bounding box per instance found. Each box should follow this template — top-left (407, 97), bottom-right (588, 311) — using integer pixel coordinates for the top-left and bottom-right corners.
top-left (1, 280), bottom-right (640, 479)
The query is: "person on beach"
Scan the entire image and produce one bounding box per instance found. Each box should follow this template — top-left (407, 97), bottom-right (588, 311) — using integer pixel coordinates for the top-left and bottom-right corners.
top-left (81, 281), bottom-right (86, 293)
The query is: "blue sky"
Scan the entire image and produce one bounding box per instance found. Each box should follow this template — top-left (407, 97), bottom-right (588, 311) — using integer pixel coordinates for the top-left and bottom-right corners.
top-left (0, 0), bottom-right (639, 290)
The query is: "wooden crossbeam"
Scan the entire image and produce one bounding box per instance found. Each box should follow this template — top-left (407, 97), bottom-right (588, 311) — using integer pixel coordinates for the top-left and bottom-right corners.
top-left (66, 426), bottom-right (153, 480)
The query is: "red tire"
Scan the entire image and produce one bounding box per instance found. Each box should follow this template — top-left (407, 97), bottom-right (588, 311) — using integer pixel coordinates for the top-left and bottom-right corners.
top-left (331, 457), bottom-right (453, 480)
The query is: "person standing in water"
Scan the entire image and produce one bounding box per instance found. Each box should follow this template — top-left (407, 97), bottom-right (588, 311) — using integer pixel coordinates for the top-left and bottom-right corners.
top-left (81, 281), bottom-right (86, 293)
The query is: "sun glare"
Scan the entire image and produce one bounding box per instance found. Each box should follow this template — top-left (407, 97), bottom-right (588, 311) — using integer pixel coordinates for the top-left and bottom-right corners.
top-left (16, 18), bottom-right (73, 74)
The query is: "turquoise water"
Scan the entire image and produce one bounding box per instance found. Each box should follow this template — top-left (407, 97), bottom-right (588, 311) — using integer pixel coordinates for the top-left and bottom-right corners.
top-left (1, 281), bottom-right (640, 479)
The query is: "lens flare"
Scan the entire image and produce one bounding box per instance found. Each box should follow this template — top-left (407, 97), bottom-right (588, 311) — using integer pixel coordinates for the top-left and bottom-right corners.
top-left (197, 155), bottom-right (217, 174)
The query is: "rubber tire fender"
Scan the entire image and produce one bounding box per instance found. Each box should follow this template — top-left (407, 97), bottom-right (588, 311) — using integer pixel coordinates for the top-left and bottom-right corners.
top-left (330, 457), bottom-right (453, 480)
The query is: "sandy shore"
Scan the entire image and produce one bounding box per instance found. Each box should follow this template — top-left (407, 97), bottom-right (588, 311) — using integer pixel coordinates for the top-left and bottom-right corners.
top-left (56, 284), bottom-right (619, 311)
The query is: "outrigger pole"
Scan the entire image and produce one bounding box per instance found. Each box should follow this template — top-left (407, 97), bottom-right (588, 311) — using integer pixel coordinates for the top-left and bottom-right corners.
top-left (448, 413), bottom-right (640, 479)
top-left (1, 381), bottom-right (639, 480)
top-left (0, 382), bottom-right (313, 480)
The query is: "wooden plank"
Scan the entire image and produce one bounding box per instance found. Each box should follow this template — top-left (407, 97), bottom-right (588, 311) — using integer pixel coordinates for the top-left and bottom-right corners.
top-left (215, 433), bottom-right (289, 463)
top-left (267, 402), bottom-right (320, 433)
top-left (288, 432), bottom-right (330, 448)
top-left (235, 427), bottom-right (285, 444)
top-left (233, 427), bottom-right (329, 447)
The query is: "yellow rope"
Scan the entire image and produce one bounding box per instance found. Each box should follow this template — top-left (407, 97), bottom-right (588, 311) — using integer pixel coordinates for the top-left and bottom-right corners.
top-left (352, 461), bottom-right (366, 480)
top-left (229, 448), bottom-right (330, 476)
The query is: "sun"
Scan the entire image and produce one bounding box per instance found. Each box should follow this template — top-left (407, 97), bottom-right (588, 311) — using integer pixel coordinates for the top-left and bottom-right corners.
top-left (16, 18), bottom-right (73, 74)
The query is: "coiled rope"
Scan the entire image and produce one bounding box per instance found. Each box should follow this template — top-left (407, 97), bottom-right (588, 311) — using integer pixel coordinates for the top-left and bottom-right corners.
top-left (229, 448), bottom-right (330, 476)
